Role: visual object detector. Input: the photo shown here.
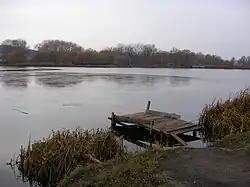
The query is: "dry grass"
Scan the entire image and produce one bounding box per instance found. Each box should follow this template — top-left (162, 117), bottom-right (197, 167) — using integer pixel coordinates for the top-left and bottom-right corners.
top-left (199, 87), bottom-right (250, 143)
top-left (9, 128), bottom-right (124, 187)
top-left (214, 131), bottom-right (250, 149)
top-left (58, 149), bottom-right (175, 187)
top-left (214, 131), bottom-right (250, 157)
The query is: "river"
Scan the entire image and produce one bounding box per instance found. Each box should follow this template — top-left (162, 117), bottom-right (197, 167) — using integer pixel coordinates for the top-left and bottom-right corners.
top-left (0, 67), bottom-right (249, 186)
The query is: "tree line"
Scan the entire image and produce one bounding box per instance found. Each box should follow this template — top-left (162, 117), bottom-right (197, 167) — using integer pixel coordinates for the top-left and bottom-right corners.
top-left (1, 38), bottom-right (250, 68)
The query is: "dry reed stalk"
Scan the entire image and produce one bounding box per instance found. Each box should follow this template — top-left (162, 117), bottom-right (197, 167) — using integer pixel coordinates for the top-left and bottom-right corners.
top-left (9, 127), bottom-right (124, 187)
top-left (199, 87), bottom-right (250, 143)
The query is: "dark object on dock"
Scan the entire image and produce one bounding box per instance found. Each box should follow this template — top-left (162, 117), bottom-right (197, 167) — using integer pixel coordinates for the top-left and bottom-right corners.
top-left (109, 101), bottom-right (201, 148)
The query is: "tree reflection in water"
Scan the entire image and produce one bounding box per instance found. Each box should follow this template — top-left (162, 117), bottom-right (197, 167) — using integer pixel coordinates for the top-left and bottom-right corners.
top-left (0, 72), bottom-right (29, 88)
top-left (35, 72), bottom-right (191, 88)
top-left (91, 74), bottom-right (191, 87)
top-left (35, 72), bottom-right (86, 88)
top-left (0, 71), bottom-right (191, 89)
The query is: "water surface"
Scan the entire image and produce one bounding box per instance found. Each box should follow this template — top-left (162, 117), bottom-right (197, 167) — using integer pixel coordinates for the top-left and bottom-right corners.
top-left (0, 67), bottom-right (250, 186)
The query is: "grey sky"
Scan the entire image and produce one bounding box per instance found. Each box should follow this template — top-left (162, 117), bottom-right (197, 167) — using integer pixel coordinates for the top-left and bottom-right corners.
top-left (0, 0), bottom-right (249, 59)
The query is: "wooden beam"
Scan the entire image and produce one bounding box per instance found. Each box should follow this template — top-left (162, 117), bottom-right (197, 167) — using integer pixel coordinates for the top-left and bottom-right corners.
top-left (178, 134), bottom-right (200, 142)
top-left (170, 133), bottom-right (187, 146)
top-left (122, 137), bottom-right (150, 149)
top-left (115, 121), bottom-right (130, 127)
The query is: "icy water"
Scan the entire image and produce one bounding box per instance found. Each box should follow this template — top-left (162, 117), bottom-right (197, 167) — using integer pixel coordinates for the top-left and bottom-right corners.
top-left (0, 67), bottom-right (250, 186)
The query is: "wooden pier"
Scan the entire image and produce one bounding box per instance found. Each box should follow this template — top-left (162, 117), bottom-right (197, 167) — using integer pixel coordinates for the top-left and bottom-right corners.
top-left (109, 101), bottom-right (201, 148)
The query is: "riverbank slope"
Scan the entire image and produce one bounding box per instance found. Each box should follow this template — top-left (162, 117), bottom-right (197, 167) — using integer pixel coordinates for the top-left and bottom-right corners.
top-left (61, 132), bottom-right (250, 187)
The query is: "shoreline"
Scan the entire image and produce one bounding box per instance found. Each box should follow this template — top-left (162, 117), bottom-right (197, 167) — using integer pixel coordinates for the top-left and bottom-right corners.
top-left (0, 64), bottom-right (250, 70)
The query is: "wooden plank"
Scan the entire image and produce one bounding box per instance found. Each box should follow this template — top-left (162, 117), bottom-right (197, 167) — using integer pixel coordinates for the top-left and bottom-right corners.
top-left (168, 125), bottom-right (200, 134)
top-left (124, 113), bottom-right (154, 121)
top-left (115, 115), bottom-right (150, 125)
top-left (153, 120), bottom-right (181, 131)
top-left (135, 113), bottom-right (154, 119)
top-left (170, 133), bottom-right (187, 146)
top-left (155, 120), bottom-right (194, 132)
top-left (155, 119), bottom-right (179, 126)
top-left (141, 115), bottom-right (164, 121)
top-left (151, 117), bottom-right (173, 124)
top-left (146, 110), bottom-right (181, 119)
top-left (123, 112), bottom-right (145, 118)
top-left (163, 122), bottom-right (197, 132)
top-left (168, 121), bottom-right (193, 130)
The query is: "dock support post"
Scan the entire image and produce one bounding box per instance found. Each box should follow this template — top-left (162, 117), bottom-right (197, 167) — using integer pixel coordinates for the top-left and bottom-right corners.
top-left (146, 101), bottom-right (151, 112)
top-left (193, 130), bottom-right (197, 138)
top-left (111, 112), bottom-right (116, 130)
top-left (150, 120), bottom-right (154, 148)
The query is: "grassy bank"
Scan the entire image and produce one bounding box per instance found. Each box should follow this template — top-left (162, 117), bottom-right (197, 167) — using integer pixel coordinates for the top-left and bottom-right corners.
top-left (11, 131), bottom-right (250, 187)
top-left (58, 149), bottom-right (175, 187)
top-left (59, 131), bottom-right (250, 187)
top-left (214, 131), bottom-right (250, 151)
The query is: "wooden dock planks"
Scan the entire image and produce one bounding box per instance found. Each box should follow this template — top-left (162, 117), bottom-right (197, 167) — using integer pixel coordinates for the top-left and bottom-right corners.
top-left (109, 101), bottom-right (201, 147)
top-left (115, 111), bottom-right (198, 134)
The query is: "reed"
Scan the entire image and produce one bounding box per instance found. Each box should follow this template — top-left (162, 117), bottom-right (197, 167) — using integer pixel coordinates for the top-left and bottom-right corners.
top-left (199, 87), bottom-right (250, 143)
top-left (10, 128), bottom-right (124, 187)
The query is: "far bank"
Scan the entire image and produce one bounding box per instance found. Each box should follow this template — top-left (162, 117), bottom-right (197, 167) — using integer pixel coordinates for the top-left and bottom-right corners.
top-left (1, 63), bottom-right (250, 70)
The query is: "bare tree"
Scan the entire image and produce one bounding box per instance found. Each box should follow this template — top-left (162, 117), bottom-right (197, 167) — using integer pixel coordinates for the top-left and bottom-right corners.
top-left (1, 39), bottom-right (28, 49)
top-left (35, 40), bottom-right (83, 52)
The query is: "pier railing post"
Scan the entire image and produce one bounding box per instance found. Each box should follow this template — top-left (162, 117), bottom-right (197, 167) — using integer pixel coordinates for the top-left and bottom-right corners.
top-left (146, 101), bottom-right (151, 113)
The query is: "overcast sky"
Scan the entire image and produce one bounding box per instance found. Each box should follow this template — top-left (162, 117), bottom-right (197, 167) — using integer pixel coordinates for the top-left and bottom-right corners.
top-left (0, 0), bottom-right (249, 59)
